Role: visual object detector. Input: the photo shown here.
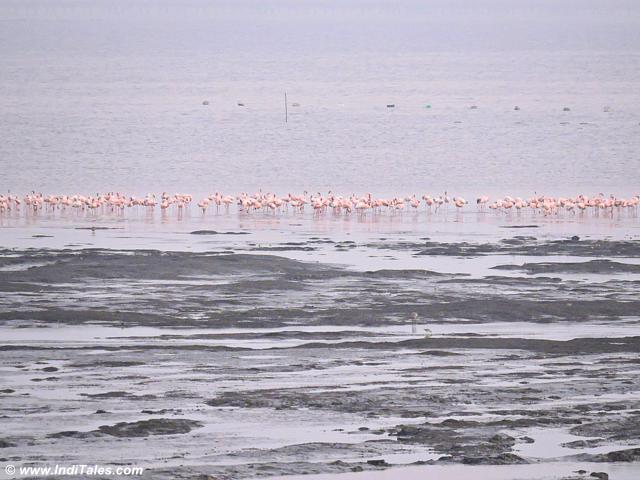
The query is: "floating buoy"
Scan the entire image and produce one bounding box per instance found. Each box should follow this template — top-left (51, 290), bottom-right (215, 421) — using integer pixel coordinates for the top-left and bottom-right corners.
top-left (386, 104), bottom-right (395, 108)
top-left (202, 100), bottom-right (209, 106)
top-left (425, 104), bottom-right (432, 109)
top-left (563, 107), bottom-right (571, 111)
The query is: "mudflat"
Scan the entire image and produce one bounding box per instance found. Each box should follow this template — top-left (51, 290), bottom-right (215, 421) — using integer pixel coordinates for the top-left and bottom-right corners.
top-left (1, 241), bottom-right (639, 478)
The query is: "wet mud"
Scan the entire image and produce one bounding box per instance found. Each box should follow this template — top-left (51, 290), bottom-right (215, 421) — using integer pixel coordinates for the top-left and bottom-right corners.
top-left (190, 230), bottom-right (251, 235)
top-left (493, 260), bottom-right (640, 274)
top-left (1, 242), bottom-right (639, 479)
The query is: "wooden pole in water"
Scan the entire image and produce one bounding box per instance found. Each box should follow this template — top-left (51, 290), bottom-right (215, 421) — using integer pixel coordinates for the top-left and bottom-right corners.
top-left (284, 92), bottom-right (288, 123)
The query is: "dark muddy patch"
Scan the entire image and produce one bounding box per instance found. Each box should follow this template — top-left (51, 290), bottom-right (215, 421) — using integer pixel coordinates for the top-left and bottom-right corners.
top-left (444, 453), bottom-right (529, 465)
top-left (98, 418), bottom-right (203, 437)
top-left (590, 447), bottom-right (640, 462)
top-left (391, 421), bottom-right (528, 460)
top-left (31, 376), bottom-right (59, 382)
top-left (501, 225), bottom-right (541, 229)
top-left (360, 269), bottom-right (450, 279)
top-left (74, 226), bottom-right (123, 230)
top-left (493, 260), bottom-right (640, 274)
top-left (152, 330), bottom-right (383, 341)
top-left (249, 246), bottom-right (317, 252)
top-left (69, 360), bottom-right (145, 368)
top-left (80, 391), bottom-right (156, 400)
top-left (190, 230), bottom-right (249, 235)
top-left (47, 419), bottom-right (203, 439)
top-left (418, 350), bottom-right (461, 357)
top-left (562, 439), bottom-right (604, 448)
top-left (150, 460), bottom-right (381, 478)
top-left (569, 415), bottom-right (640, 441)
top-left (293, 336), bottom-right (640, 355)
top-left (47, 430), bottom-right (101, 439)
top-left (573, 447), bottom-right (640, 463)
top-left (0, 250), bottom-right (341, 282)
top-left (412, 239), bottom-right (640, 257)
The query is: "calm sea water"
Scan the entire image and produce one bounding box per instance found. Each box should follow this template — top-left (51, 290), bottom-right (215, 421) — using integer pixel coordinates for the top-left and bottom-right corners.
top-left (1, 0), bottom-right (639, 198)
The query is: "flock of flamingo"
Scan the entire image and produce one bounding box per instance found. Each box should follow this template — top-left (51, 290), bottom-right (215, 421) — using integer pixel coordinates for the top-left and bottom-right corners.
top-left (1, 191), bottom-right (639, 218)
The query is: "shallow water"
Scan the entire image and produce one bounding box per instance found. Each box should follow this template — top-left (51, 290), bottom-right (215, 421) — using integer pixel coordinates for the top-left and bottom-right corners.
top-left (1, 0), bottom-right (640, 196)
top-left (3, 321), bottom-right (640, 346)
